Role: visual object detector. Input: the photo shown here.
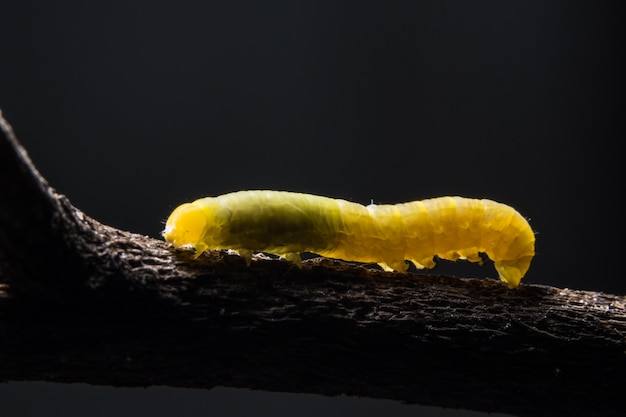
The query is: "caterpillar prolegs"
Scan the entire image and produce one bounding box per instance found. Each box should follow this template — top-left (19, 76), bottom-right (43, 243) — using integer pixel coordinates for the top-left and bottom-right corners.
top-left (163, 190), bottom-right (535, 288)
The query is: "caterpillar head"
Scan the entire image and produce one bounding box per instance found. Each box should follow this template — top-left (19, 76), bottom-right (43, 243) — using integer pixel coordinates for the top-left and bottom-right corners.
top-left (163, 202), bottom-right (209, 256)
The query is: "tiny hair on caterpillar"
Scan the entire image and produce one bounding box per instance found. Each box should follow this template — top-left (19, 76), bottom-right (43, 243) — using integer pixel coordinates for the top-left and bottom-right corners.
top-left (163, 190), bottom-right (535, 288)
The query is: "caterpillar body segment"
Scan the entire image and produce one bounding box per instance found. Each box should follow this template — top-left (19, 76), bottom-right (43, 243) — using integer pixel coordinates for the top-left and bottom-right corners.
top-left (163, 190), bottom-right (535, 288)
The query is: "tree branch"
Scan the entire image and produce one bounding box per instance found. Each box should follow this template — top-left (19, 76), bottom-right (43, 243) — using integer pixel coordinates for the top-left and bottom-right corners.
top-left (1, 111), bottom-right (625, 417)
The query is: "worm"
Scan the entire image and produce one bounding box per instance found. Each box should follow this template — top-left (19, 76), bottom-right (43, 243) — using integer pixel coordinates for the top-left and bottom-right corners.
top-left (163, 190), bottom-right (535, 288)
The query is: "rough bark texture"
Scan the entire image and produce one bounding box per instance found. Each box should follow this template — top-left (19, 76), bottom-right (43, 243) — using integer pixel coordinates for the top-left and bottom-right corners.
top-left (1, 112), bottom-right (625, 417)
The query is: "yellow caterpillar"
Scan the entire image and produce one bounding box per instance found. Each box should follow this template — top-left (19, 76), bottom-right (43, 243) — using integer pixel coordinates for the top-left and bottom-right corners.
top-left (163, 190), bottom-right (535, 288)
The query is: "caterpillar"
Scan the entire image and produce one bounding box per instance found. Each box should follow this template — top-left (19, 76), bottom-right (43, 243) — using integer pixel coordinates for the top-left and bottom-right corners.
top-left (163, 190), bottom-right (535, 288)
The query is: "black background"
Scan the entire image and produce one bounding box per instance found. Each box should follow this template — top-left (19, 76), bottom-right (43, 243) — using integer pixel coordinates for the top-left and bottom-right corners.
top-left (0, 1), bottom-right (622, 416)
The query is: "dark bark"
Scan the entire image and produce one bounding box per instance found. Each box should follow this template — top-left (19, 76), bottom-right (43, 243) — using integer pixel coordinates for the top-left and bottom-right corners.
top-left (1, 112), bottom-right (625, 417)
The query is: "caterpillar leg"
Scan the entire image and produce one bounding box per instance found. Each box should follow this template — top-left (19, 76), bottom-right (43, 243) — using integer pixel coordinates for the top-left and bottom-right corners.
top-left (281, 252), bottom-right (302, 268)
top-left (236, 249), bottom-right (253, 266)
top-left (409, 257), bottom-right (437, 270)
top-left (494, 256), bottom-right (533, 289)
top-left (378, 260), bottom-right (409, 272)
top-left (192, 242), bottom-right (209, 259)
